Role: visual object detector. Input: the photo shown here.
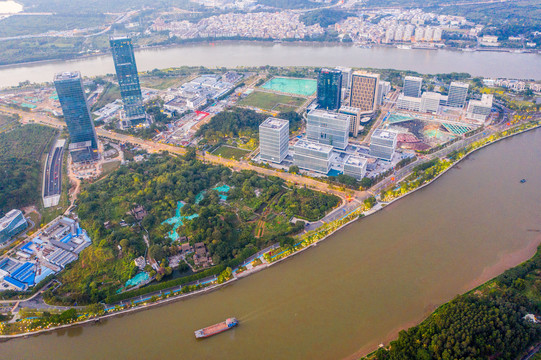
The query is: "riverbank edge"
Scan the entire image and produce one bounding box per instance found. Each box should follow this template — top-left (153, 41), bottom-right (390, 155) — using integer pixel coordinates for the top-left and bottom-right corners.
top-left (1, 122), bottom-right (540, 341)
top-left (0, 39), bottom-right (538, 74)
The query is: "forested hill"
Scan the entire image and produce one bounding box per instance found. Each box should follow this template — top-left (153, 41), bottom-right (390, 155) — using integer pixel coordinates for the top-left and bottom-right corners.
top-left (365, 247), bottom-right (541, 359)
top-left (0, 123), bottom-right (56, 213)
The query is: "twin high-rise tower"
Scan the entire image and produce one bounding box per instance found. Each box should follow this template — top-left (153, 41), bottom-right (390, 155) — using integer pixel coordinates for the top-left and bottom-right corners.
top-left (54, 36), bottom-right (146, 162)
top-left (109, 36), bottom-right (147, 127)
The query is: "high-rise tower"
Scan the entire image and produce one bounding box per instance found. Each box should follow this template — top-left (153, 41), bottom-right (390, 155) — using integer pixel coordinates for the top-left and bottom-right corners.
top-left (447, 81), bottom-right (469, 108)
top-left (316, 68), bottom-right (342, 110)
top-left (403, 76), bottom-right (422, 98)
top-left (349, 72), bottom-right (380, 112)
top-left (54, 71), bottom-right (98, 162)
top-left (109, 36), bottom-right (146, 127)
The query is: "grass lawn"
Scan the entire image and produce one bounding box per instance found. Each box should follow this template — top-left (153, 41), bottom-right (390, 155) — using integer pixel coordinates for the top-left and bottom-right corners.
top-left (101, 160), bottom-right (121, 177)
top-left (272, 103), bottom-right (299, 113)
top-left (238, 91), bottom-right (306, 111)
top-left (212, 145), bottom-right (250, 160)
top-left (140, 76), bottom-right (187, 90)
top-left (92, 83), bottom-right (120, 111)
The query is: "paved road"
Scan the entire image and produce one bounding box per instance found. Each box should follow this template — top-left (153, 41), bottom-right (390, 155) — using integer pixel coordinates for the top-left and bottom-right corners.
top-left (43, 145), bottom-right (63, 197)
top-left (3, 107), bottom-right (356, 201)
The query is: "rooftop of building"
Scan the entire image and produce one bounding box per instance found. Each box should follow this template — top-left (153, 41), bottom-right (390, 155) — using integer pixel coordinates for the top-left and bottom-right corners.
top-left (338, 106), bottom-right (361, 115)
top-left (450, 81), bottom-right (470, 88)
top-left (345, 155), bottom-right (368, 167)
top-left (54, 72), bottom-right (81, 82)
top-left (405, 75), bottom-right (422, 81)
top-left (308, 109), bottom-right (351, 121)
top-left (422, 91), bottom-right (442, 99)
top-left (398, 94), bottom-right (422, 102)
top-left (294, 139), bottom-right (333, 153)
top-left (373, 129), bottom-right (398, 140)
top-left (320, 68), bottom-right (342, 74)
top-left (260, 117), bottom-right (289, 130)
top-left (0, 209), bottom-right (23, 231)
top-left (351, 71), bottom-right (380, 79)
top-left (110, 35), bottom-right (131, 41)
top-left (469, 93), bottom-right (494, 106)
top-left (69, 141), bottom-right (93, 150)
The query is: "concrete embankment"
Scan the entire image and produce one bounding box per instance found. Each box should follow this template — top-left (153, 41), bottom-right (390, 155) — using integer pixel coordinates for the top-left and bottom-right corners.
top-left (1, 122), bottom-right (539, 340)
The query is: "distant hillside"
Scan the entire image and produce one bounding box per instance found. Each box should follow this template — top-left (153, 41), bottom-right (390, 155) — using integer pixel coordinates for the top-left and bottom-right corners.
top-left (300, 9), bottom-right (352, 27)
top-left (256, 0), bottom-right (323, 10)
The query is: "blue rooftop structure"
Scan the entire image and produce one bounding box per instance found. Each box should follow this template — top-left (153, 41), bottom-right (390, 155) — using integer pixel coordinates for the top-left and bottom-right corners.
top-left (4, 277), bottom-right (27, 291)
top-left (20, 241), bottom-right (34, 254)
top-left (10, 262), bottom-right (36, 285)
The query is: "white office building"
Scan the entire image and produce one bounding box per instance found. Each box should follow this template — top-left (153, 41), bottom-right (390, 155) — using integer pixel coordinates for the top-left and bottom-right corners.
top-left (466, 94), bottom-right (493, 122)
top-left (370, 129), bottom-right (398, 161)
top-left (403, 76), bottom-right (422, 98)
top-left (259, 117), bottom-right (289, 163)
top-left (306, 110), bottom-right (351, 150)
top-left (447, 82), bottom-right (469, 108)
top-left (339, 106), bottom-right (363, 137)
top-left (293, 139), bottom-right (333, 174)
top-left (414, 27), bottom-right (424, 42)
top-left (335, 66), bottom-right (352, 101)
top-left (378, 81), bottom-right (391, 106)
top-left (420, 92), bottom-right (442, 113)
top-left (433, 27), bottom-right (442, 41)
top-left (343, 155), bottom-right (368, 179)
top-left (396, 94), bottom-right (422, 112)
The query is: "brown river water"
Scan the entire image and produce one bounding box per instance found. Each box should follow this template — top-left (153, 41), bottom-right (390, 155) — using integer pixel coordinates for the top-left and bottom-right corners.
top-left (1, 128), bottom-right (541, 359)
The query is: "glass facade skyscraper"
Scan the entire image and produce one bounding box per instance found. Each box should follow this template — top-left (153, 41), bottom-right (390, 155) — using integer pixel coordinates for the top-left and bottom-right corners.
top-left (317, 68), bottom-right (342, 110)
top-left (109, 36), bottom-right (146, 126)
top-left (54, 72), bottom-right (98, 150)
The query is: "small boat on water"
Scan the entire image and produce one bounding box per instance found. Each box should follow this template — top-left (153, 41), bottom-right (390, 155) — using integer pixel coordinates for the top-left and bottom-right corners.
top-left (195, 318), bottom-right (238, 339)
top-left (520, 179), bottom-right (527, 183)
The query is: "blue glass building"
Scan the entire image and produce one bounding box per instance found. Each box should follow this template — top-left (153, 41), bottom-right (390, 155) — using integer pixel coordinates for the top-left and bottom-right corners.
top-left (317, 68), bottom-right (342, 110)
top-left (0, 209), bottom-right (28, 244)
top-left (109, 36), bottom-right (146, 126)
top-left (54, 72), bottom-right (98, 155)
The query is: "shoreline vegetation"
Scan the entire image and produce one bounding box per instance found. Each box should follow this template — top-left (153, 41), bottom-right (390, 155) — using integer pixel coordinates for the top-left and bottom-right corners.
top-left (0, 39), bottom-right (538, 73)
top-left (0, 118), bottom-right (539, 347)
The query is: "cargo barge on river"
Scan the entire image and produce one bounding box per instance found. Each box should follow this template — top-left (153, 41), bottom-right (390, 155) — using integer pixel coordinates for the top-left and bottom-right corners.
top-left (195, 318), bottom-right (238, 338)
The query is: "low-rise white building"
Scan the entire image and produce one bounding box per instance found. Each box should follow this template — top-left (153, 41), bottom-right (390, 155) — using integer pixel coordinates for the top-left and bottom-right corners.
top-left (466, 94), bottom-right (493, 122)
top-left (343, 155), bottom-right (368, 179)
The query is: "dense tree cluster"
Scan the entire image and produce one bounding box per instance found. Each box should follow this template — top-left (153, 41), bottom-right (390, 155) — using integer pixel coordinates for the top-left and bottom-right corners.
top-left (0, 124), bottom-right (56, 213)
top-left (55, 153), bottom-right (339, 304)
top-left (373, 294), bottom-right (540, 360)
top-left (195, 108), bottom-right (267, 143)
top-left (368, 247), bottom-right (541, 360)
top-left (275, 187), bottom-right (340, 221)
top-left (300, 9), bottom-right (352, 28)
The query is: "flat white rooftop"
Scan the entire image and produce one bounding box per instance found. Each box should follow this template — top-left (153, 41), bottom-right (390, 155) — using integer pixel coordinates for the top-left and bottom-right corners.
top-left (54, 71), bottom-right (81, 81)
top-left (345, 155), bottom-right (367, 167)
top-left (405, 75), bottom-right (422, 81)
top-left (260, 117), bottom-right (289, 130)
top-left (294, 139), bottom-right (333, 154)
top-left (373, 129), bottom-right (398, 140)
top-left (450, 81), bottom-right (470, 89)
top-left (308, 109), bottom-right (350, 121)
